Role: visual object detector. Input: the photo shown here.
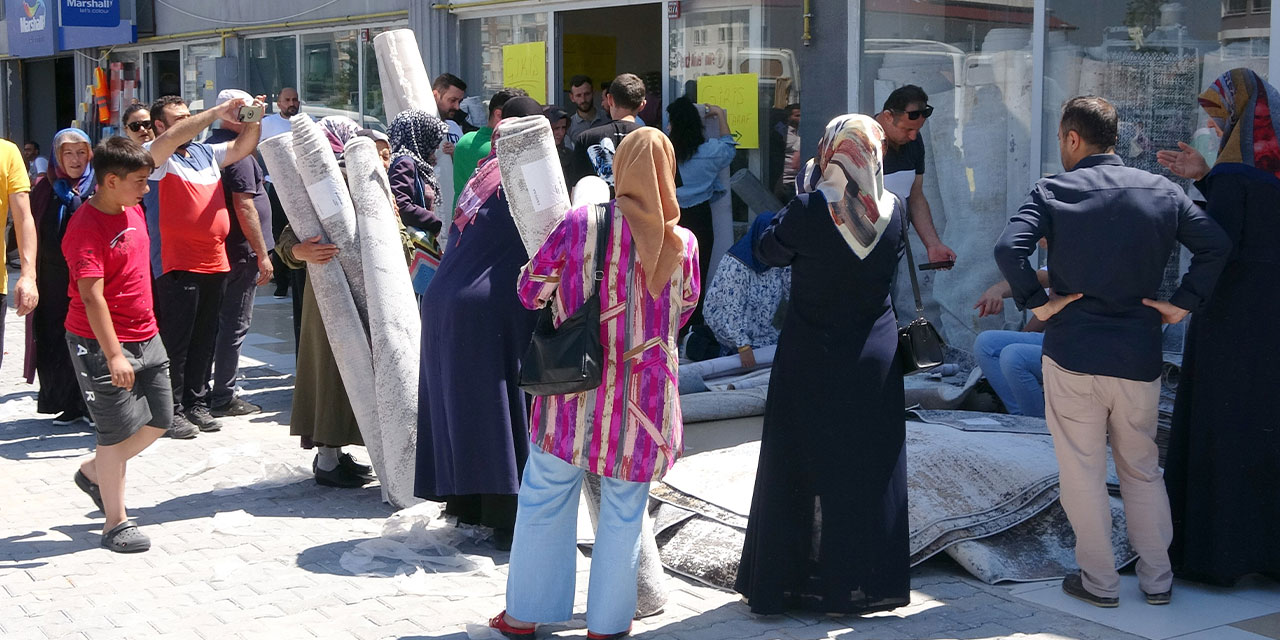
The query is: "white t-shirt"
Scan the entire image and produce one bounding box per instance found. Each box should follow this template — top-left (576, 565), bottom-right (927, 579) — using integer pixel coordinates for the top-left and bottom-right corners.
top-left (260, 114), bottom-right (292, 141)
top-left (28, 156), bottom-right (48, 180)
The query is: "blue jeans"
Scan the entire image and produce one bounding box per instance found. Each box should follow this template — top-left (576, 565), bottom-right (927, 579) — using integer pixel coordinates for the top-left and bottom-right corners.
top-left (973, 330), bottom-right (1045, 417)
top-left (506, 446), bottom-right (649, 635)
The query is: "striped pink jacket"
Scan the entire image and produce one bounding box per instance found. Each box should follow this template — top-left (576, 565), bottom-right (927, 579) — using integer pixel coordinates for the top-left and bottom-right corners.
top-left (517, 203), bottom-right (700, 483)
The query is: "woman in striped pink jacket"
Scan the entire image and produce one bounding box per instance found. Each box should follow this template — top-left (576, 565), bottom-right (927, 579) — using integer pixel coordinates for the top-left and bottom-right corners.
top-left (490, 128), bottom-right (699, 640)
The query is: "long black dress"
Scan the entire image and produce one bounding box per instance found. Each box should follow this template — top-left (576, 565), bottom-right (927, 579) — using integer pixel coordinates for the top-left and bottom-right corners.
top-left (735, 192), bottom-right (909, 615)
top-left (414, 190), bottom-right (538, 535)
top-left (1165, 167), bottom-right (1280, 585)
top-left (30, 177), bottom-right (89, 417)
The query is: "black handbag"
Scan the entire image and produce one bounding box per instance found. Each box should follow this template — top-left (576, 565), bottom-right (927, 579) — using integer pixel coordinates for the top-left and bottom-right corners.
top-left (519, 203), bottom-right (612, 396)
top-left (898, 218), bottom-right (946, 375)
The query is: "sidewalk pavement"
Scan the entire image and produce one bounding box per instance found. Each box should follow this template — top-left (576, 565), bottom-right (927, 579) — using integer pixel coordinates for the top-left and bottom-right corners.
top-left (1, 288), bottom-right (1276, 640)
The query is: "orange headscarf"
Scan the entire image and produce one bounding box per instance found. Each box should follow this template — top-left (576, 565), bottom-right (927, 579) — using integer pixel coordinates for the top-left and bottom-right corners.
top-left (613, 127), bottom-right (685, 298)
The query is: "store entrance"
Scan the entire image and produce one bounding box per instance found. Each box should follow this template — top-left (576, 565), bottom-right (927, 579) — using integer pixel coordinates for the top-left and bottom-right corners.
top-left (554, 4), bottom-right (663, 123)
top-left (23, 57), bottom-right (76, 147)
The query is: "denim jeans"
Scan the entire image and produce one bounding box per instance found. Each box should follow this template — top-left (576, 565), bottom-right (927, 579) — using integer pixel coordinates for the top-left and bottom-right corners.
top-left (506, 446), bottom-right (649, 635)
top-left (973, 330), bottom-right (1045, 417)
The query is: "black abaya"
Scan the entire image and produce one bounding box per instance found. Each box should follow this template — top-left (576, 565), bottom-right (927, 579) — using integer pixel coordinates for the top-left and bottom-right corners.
top-left (30, 179), bottom-right (88, 417)
top-left (735, 192), bottom-right (909, 615)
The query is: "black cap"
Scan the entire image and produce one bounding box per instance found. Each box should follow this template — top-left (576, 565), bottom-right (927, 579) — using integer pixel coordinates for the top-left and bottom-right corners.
top-left (543, 105), bottom-right (569, 123)
top-left (501, 96), bottom-right (543, 119)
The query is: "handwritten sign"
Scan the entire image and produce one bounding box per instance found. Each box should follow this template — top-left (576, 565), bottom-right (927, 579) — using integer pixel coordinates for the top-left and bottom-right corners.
top-left (503, 42), bottom-right (547, 102)
top-left (697, 73), bottom-right (759, 149)
top-left (561, 34), bottom-right (617, 91)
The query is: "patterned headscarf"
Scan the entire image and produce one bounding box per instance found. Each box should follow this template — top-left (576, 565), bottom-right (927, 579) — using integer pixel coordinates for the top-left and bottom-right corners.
top-left (796, 114), bottom-right (897, 259)
top-left (1199, 67), bottom-right (1280, 181)
top-left (318, 116), bottom-right (362, 157)
top-left (51, 128), bottom-right (95, 199)
top-left (388, 109), bottom-right (449, 212)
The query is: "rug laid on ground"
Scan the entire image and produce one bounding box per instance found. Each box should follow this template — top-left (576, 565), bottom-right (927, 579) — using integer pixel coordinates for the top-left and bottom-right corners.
top-left (651, 415), bottom-right (1136, 588)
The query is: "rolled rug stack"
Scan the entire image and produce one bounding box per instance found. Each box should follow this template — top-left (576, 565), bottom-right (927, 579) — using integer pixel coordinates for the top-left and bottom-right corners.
top-left (291, 114), bottom-right (370, 328)
top-left (373, 28), bottom-right (457, 233)
top-left (258, 133), bottom-right (389, 503)
top-left (494, 114), bottom-right (572, 257)
top-left (344, 136), bottom-right (422, 509)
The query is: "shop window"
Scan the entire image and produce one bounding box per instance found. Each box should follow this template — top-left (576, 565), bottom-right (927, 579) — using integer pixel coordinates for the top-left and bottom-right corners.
top-left (1255, 0), bottom-right (1271, 12)
top-left (459, 13), bottom-right (549, 100)
top-left (861, 1), bottom-right (1036, 347)
top-left (1225, 0), bottom-right (1249, 15)
top-left (182, 42), bottom-right (220, 110)
top-left (301, 30), bottom-right (361, 125)
top-left (245, 35), bottom-right (298, 105)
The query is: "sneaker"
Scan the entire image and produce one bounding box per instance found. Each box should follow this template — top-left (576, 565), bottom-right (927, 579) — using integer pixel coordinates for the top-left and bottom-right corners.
top-left (1061, 573), bottom-right (1119, 608)
top-left (52, 410), bottom-right (86, 426)
top-left (210, 397), bottom-right (261, 417)
top-left (272, 287), bottom-right (289, 298)
top-left (167, 413), bottom-right (200, 439)
top-left (184, 406), bottom-right (223, 432)
top-left (1144, 587), bottom-right (1172, 605)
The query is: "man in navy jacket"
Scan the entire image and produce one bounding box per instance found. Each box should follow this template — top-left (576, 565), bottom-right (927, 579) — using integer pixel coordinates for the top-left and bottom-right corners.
top-left (995, 96), bottom-right (1230, 608)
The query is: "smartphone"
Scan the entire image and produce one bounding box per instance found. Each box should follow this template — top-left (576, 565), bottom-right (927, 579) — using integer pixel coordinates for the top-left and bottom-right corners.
top-left (237, 104), bottom-right (265, 123)
top-left (918, 260), bottom-right (955, 271)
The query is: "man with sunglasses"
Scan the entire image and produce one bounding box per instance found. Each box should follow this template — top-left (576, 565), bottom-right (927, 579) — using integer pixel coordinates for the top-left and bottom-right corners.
top-left (875, 85), bottom-right (956, 267)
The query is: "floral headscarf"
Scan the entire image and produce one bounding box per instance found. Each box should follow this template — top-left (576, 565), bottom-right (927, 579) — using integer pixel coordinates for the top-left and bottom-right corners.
top-left (388, 109), bottom-right (449, 213)
top-left (796, 114), bottom-right (898, 259)
top-left (318, 116), bottom-right (362, 157)
top-left (1199, 67), bottom-right (1280, 182)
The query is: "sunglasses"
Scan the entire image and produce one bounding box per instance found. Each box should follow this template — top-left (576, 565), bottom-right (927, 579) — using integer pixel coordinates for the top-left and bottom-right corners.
top-left (126, 120), bottom-right (153, 132)
top-left (900, 105), bottom-right (933, 120)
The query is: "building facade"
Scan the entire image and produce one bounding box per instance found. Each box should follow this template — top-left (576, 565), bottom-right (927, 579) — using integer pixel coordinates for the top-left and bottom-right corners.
top-left (1, 0), bottom-right (1274, 347)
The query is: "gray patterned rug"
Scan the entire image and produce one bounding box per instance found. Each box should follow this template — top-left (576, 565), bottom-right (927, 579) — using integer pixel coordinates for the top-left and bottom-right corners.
top-left (651, 415), bottom-right (1137, 589)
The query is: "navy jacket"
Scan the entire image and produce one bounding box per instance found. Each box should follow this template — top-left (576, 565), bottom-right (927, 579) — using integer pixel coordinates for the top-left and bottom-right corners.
top-left (994, 154), bottom-right (1230, 381)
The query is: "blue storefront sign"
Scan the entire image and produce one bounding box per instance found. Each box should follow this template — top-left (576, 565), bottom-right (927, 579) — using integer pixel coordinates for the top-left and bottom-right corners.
top-left (61, 0), bottom-right (118, 28)
top-left (6, 0), bottom-right (59, 58)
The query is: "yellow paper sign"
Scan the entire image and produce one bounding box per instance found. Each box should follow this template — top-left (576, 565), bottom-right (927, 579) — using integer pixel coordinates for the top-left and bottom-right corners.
top-left (696, 73), bottom-right (759, 149)
top-left (561, 34), bottom-right (617, 92)
top-left (503, 42), bottom-right (547, 103)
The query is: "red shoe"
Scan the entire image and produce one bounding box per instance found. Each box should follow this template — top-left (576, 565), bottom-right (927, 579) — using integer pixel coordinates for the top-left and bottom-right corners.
top-left (488, 611), bottom-right (535, 639)
top-left (587, 624), bottom-right (632, 639)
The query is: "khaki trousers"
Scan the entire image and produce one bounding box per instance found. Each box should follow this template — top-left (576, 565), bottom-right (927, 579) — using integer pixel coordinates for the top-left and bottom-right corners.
top-left (1042, 356), bottom-right (1172, 598)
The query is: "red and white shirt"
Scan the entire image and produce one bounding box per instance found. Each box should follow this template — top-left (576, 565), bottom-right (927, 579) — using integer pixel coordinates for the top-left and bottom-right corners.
top-left (145, 141), bottom-right (231, 274)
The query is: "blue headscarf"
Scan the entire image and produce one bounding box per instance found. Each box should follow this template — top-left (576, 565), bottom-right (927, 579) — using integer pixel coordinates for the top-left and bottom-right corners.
top-left (729, 210), bottom-right (777, 274)
top-left (51, 128), bottom-right (95, 216)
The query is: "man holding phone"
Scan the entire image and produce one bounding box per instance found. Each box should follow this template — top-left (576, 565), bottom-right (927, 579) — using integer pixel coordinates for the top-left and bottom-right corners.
top-left (146, 92), bottom-right (265, 438)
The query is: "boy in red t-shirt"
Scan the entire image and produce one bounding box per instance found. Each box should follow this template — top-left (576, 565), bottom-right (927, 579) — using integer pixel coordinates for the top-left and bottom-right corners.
top-left (63, 137), bottom-right (171, 553)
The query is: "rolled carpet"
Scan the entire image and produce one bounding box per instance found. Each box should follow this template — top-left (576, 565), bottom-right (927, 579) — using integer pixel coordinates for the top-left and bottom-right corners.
top-left (345, 136), bottom-right (422, 509)
top-left (291, 114), bottom-right (370, 329)
top-left (494, 115), bottom-right (572, 257)
top-left (258, 133), bottom-right (389, 501)
top-left (373, 28), bottom-right (456, 234)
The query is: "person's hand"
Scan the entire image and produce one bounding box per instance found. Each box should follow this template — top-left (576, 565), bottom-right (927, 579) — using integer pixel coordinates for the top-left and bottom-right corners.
top-left (218, 97), bottom-right (249, 121)
top-left (255, 254), bottom-right (274, 287)
top-left (1030, 292), bottom-right (1083, 322)
top-left (706, 105), bottom-right (726, 119)
top-left (292, 235), bottom-right (339, 264)
top-left (926, 243), bottom-right (957, 267)
top-left (253, 95), bottom-right (267, 109)
top-left (441, 141), bottom-right (455, 156)
top-left (13, 273), bottom-right (38, 316)
top-left (973, 285), bottom-right (1005, 317)
top-left (107, 353), bottom-right (135, 390)
top-left (1142, 298), bottom-right (1189, 324)
top-left (1156, 142), bottom-right (1210, 181)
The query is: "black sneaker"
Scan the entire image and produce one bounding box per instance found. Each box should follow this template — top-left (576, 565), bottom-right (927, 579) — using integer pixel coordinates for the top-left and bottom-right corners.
top-left (211, 397), bottom-right (261, 417)
top-left (52, 410), bottom-right (87, 426)
top-left (1062, 573), bottom-right (1119, 608)
top-left (338, 452), bottom-right (374, 479)
top-left (272, 287), bottom-right (289, 299)
top-left (167, 413), bottom-right (200, 439)
top-left (1144, 587), bottom-right (1172, 605)
top-left (314, 462), bottom-right (371, 488)
top-left (184, 406), bottom-right (223, 432)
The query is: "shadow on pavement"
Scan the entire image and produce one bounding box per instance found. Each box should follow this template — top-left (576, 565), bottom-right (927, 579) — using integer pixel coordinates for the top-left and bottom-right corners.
top-left (0, 417), bottom-right (94, 460)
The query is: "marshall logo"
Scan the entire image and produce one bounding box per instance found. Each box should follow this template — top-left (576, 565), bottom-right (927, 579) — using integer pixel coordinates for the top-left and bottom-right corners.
top-left (19, 0), bottom-right (47, 33)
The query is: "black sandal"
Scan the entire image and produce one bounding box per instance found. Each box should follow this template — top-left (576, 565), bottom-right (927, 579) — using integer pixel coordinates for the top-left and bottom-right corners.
top-left (101, 520), bottom-right (150, 553)
top-left (74, 470), bottom-right (104, 512)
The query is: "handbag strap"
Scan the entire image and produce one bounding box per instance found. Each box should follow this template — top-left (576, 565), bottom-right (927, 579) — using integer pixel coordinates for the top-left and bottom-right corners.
top-left (585, 203), bottom-right (612, 298)
top-left (901, 212), bottom-right (925, 315)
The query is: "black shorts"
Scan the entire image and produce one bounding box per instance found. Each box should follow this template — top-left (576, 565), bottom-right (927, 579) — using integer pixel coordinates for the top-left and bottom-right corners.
top-left (66, 333), bottom-right (173, 446)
